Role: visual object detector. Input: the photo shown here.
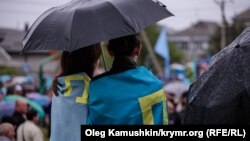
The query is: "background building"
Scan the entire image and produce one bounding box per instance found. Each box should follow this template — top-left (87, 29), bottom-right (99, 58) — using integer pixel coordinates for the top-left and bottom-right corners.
top-left (233, 8), bottom-right (250, 27)
top-left (0, 28), bottom-right (59, 75)
top-left (169, 21), bottom-right (219, 62)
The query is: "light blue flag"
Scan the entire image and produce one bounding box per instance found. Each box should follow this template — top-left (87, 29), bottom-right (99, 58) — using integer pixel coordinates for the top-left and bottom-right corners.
top-left (50, 72), bottom-right (90, 141)
top-left (88, 67), bottom-right (168, 125)
top-left (154, 27), bottom-right (170, 81)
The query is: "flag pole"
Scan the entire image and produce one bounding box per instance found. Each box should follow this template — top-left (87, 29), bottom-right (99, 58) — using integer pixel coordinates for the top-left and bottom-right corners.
top-left (140, 30), bottom-right (163, 76)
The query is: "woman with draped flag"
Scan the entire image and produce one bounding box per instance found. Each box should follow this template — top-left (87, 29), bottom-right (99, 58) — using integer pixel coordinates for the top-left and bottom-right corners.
top-left (88, 34), bottom-right (168, 125)
top-left (50, 44), bottom-right (101, 141)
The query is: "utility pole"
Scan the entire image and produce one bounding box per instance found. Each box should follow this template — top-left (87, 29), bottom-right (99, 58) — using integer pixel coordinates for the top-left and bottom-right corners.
top-left (140, 30), bottom-right (163, 76)
top-left (214, 0), bottom-right (228, 50)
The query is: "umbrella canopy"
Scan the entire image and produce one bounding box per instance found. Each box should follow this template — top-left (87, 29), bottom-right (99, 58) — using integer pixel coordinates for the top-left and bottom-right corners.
top-left (0, 75), bottom-right (11, 83)
top-left (26, 92), bottom-right (50, 107)
top-left (170, 63), bottom-right (185, 71)
top-left (183, 27), bottom-right (250, 124)
top-left (4, 95), bottom-right (45, 119)
top-left (0, 101), bottom-right (15, 117)
top-left (22, 0), bottom-right (173, 53)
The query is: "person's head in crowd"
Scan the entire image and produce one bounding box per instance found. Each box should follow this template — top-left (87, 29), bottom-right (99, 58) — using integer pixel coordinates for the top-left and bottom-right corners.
top-left (108, 34), bottom-right (141, 61)
top-left (13, 85), bottom-right (23, 96)
top-left (0, 122), bottom-right (15, 140)
top-left (181, 91), bottom-right (188, 108)
top-left (0, 82), bottom-right (3, 96)
top-left (0, 93), bottom-right (3, 102)
top-left (167, 99), bottom-right (175, 115)
top-left (166, 92), bottom-right (177, 107)
top-left (26, 110), bottom-right (39, 124)
top-left (52, 44), bottom-right (102, 95)
top-left (22, 83), bottom-right (36, 95)
top-left (15, 99), bottom-right (28, 115)
top-left (0, 116), bottom-right (17, 130)
top-left (0, 82), bottom-right (7, 97)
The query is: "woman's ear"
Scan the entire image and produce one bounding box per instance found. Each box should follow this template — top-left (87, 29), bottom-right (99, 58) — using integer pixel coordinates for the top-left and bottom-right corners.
top-left (134, 43), bottom-right (141, 56)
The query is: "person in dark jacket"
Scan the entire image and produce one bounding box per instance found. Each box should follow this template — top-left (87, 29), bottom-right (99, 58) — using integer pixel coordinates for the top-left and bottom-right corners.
top-left (12, 99), bottom-right (28, 128)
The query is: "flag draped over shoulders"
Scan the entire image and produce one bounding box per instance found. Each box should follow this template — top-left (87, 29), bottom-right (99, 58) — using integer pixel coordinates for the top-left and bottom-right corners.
top-left (50, 73), bottom-right (90, 141)
top-left (88, 67), bottom-right (168, 125)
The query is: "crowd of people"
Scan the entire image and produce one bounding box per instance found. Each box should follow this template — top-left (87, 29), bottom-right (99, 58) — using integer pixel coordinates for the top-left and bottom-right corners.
top-left (0, 34), bottom-right (192, 141)
top-left (0, 75), bottom-right (51, 141)
top-left (0, 98), bottom-right (47, 141)
top-left (1, 27), bottom-right (249, 141)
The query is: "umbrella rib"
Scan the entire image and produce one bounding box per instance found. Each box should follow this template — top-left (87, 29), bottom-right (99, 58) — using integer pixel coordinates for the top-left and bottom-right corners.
top-left (22, 0), bottom-right (78, 53)
top-left (68, 0), bottom-right (93, 52)
top-left (68, 9), bottom-right (79, 53)
top-left (22, 7), bottom-right (57, 52)
top-left (106, 1), bottom-right (137, 33)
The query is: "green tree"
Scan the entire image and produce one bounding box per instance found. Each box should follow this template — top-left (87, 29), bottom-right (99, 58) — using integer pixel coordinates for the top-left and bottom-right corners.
top-left (209, 22), bottom-right (246, 55)
top-left (140, 24), bottom-right (184, 71)
top-left (168, 42), bottom-right (184, 63)
top-left (138, 24), bottom-right (161, 67)
top-left (0, 65), bottom-right (22, 75)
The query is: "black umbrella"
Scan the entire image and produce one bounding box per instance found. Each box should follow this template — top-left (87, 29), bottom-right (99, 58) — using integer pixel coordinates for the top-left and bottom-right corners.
top-left (22, 0), bottom-right (173, 53)
top-left (183, 27), bottom-right (250, 124)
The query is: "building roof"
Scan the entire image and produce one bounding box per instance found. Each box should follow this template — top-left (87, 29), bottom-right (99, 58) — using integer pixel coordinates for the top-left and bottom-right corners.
top-left (171, 21), bottom-right (219, 37)
top-left (0, 28), bottom-right (26, 53)
top-left (0, 27), bottom-right (49, 54)
top-left (234, 8), bottom-right (250, 21)
top-left (169, 21), bottom-right (219, 43)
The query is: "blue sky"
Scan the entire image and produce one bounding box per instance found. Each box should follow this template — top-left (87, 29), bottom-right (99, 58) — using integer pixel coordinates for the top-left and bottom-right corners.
top-left (0, 0), bottom-right (250, 31)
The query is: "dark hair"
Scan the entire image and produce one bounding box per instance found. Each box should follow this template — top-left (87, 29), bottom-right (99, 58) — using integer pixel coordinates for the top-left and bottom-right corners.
top-left (26, 110), bottom-right (37, 120)
top-left (1, 116), bottom-right (17, 126)
top-left (182, 91), bottom-right (188, 97)
top-left (52, 44), bottom-right (101, 95)
top-left (108, 34), bottom-right (140, 57)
